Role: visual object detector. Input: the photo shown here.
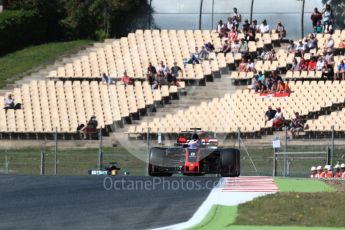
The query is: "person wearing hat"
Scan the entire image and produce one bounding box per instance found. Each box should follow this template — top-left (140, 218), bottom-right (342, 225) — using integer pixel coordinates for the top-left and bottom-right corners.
top-left (272, 107), bottom-right (284, 129)
top-left (310, 166), bottom-right (317, 178)
top-left (324, 165), bottom-right (334, 178)
top-left (334, 164), bottom-right (341, 178)
top-left (315, 165), bottom-right (324, 178)
top-left (341, 163), bottom-right (345, 178)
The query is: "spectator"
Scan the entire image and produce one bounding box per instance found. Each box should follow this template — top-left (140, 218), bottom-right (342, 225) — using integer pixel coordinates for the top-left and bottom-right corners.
top-left (341, 163), bottom-right (345, 178)
top-left (147, 72), bottom-right (157, 90)
top-left (299, 57), bottom-right (308, 71)
top-left (147, 62), bottom-right (157, 76)
top-left (171, 61), bottom-right (183, 79)
top-left (307, 34), bottom-right (318, 50)
top-left (324, 49), bottom-right (334, 65)
top-left (251, 75), bottom-right (259, 90)
top-left (310, 8), bottom-right (323, 33)
top-left (290, 112), bottom-right (305, 137)
top-left (228, 26), bottom-right (238, 43)
top-left (291, 57), bottom-right (300, 71)
top-left (246, 59), bottom-right (255, 72)
top-left (339, 39), bottom-right (345, 49)
top-left (265, 106), bottom-right (276, 125)
top-left (204, 42), bottom-right (215, 52)
top-left (232, 7), bottom-right (242, 30)
top-left (287, 40), bottom-right (297, 53)
top-left (272, 107), bottom-right (284, 129)
top-left (239, 58), bottom-right (247, 72)
top-left (322, 64), bottom-right (334, 80)
top-left (257, 71), bottom-right (265, 82)
top-left (217, 20), bottom-right (226, 35)
top-left (242, 19), bottom-right (250, 33)
top-left (259, 19), bottom-right (270, 34)
top-left (324, 165), bottom-right (334, 178)
top-left (226, 17), bottom-right (233, 31)
top-left (4, 94), bottom-right (21, 110)
top-left (158, 61), bottom-right (169, 75)
top-left (231, 39), bottom-right (241, 54)
top-left (307, 57), bottom-right (317, 71)
top-left (277, 80), bottom-right (290, 93)
top-left (310, 166), bottom-right (317, 178)
top-left (322, 4), bottom-right (333, 33)
top-left (334, 164), bottom-right (341, 178)
top-left (316, 56), bottom-right (326, 71)
top-left (165, 69), bottom-right (176, 86)
top-left (324, 36), bottom-right (334, 52)
top-left (80, 115), bottom-right (98, 139)
top-left (199, 46), bottom-right (209, 60)
top-left (245, 23), bottom-right (256, 42)
top-left (316, 165), bottom-right (324, 178)
top-left (101, 73), bottom-right (111, 85)
top-left (336, 60), bottom-right (345, 79)
top-left (222, 40), bottom-right (232, 55)
top-left (239, 39), bottom-right (249, 58)
top-left (251, 19), bottom-right (260, 33)
top-left (275, 21), bottom-right (286, 40)
top-left (296, 40), bottom-right (306, 56)
top-left (121, 71), bottom-right (132, 86)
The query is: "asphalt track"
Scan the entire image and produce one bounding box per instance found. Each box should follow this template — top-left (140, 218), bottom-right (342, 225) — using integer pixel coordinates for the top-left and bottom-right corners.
top-left (0, 176), bottom-right (218, 230)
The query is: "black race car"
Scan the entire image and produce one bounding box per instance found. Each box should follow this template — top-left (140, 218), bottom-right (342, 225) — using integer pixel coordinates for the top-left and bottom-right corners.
top-left (148, 129), bottom-right (240, 177)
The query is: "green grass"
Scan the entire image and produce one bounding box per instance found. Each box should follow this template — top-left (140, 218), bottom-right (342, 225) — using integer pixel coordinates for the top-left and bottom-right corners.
top-left (275, 178), bottom-right (335, 192)
top-left (235, 192), bottom-right (345, 228)
top-left (0, 147), bottom-right (146, 175)
top-left (0, 40), bottom-right (93, 89)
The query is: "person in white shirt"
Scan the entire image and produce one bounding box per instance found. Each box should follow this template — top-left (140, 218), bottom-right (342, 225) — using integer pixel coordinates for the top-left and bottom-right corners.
top-left (259, 19), bottom-right (270, 33)
top-left (324, 37), bottom-right (334, 52)
top-left (316, 57), bottom-right (325, 71)
top-left (232, 8), bottom-right (241, 30)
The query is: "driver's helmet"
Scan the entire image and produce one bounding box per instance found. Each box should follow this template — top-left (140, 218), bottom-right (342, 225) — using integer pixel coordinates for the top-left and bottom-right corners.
top-left (192, 133), bottom-right (199, 140)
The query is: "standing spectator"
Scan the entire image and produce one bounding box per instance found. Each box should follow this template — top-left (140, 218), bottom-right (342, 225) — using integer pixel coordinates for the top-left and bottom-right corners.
top-left (199, 46), bottom-right (209, 60)
top-left (259, 19), bottom-right (270, 34)
top-left (226, 17), bottom-right (233, 31)
top-left (272, 107), bottom-right (284, 129)
top-left (336, 60), bottom-right (345, 79)
top-left (242, 19), bottom-right (250, 33)
top-left (121, 71), bottom-right (132, 86)
top-left (322, 4), bottom-right (333, 33)
top-left (275, 21), bottom-right (286, 40)
top-left (265, 106), bottom-right (276, 125)
top-left (4, 94), bottom-right (21, 110)
top-left (324, 165), bottom-right (334, 178)
top-left (232, 7), bottom-right (242, 30)
top-left (310, 8), bottom-right (323, 32)
top-left (290, 112), bottom-right (305, 137)
top-left (217, 20), bottom-right (227, 38)
top-left (310, 166), bottom-right (317, 178)
top-left (80, 115), bottom-right (98, 140)
top-left (171, 61), bottom-right (183, 79)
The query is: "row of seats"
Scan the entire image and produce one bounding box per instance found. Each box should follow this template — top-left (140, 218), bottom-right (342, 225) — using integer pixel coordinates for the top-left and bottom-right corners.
top-left (0, 80), bottom-right (179, 133)
top-left (128, 80), bottom-right (345, 134)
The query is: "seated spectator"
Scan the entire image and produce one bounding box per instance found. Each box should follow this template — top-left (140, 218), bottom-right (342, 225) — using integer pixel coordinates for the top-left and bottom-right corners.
top-left (310, 166), bottom-right (317, 178)
top-left (257, 71), bottom-right (264, 82)
top-left (251, 75), bottom-right (259, 90)
top-left (79, 115), bottom-right (98, 139)
top-left (307, 34), bottom-right (318, 50)
top-left (245, 23), bottom-right (256, 42)
top-left (158, 61), bottom-right (169, 75)
top-left (242, 19), bottom-right (250, 33)
top-left (101, 73), bottom-right (111, 85)
top-left (275, 21), bottom-right (286, 40)
top-left (187, 53), bottom-right (199, 64)
top-left (339, 39), bottom-right (345, 49)
top-left (265, 106), bottom-right (276, 125)
top-left (322, 64), bottom-right (334, 80)
top-left (239, 59), bottom-right (247, 72)
top-left (287, 40), bottom-right (297, 53)
top-left (231, 39), bottom-right (241, 54)
top-left (251, 19), bottom-right (260, 33)
top-left (290, 57), bottom-right (300, 71)
top-left (228, 26), bottom-right (238, 43)
top-left (290, 112), bottom-right (305, 137)
top-left (217, 20), bottom-right (226, 38)
top-left (310, 8), bottom-right (323, 33)
top-left (277, 80), bottom-right (290, 93)
top-left (171, 61), bottom-right (183, 79)
top-left (271, 70), bottom-right (283, 83)
top-left (4, 94), bottom-right (21, 110)
top-left (272, 107), bottom-right (284, 129)
top-left (226, 17), bottom-right (233, 31)
top-left (121, 71), bottom-right (133, 86)
top-left (299, 57), bottom-right (308, 71)
top-left (324, 49), bottom-right (334, 65)
top-left (222, 40), bottom-right (232, 55)
top-left (316, 56), bottom-right (325, 71)
top-left (259, 19), bottom-right (270, 34)
top-left (336, 60), bottom-right (345, 79)
top-left (147, 62), bottom-right (157, 76)
top-left (307, 57), bottom-right (317, 71)
top-left (266, 78), bottom-right (274, 92)
top-left (296, 40), bottom-right (306, 56)
top-left (269, 49), bottom-right (278, 61)
top-left (324, 36), bottom-right (334, 52)
top-left (246, 59), bottom-right (255, 72)
top-left (147, 72), bottom-right (157, 90)
top-left (204, 42), bottom-right (215, 52)
top-left (165, 69), bottom-right (177, 86)
top-left (199, 46), bottom-right (209, 60)
top-left (239, 39), bottom-right (249, 58)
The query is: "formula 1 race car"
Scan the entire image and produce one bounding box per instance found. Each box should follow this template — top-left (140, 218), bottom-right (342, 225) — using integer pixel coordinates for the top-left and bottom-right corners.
top-left (148, 129), bottom-right (240, 177)
top-left (89, 162), bottom-right (121, 176)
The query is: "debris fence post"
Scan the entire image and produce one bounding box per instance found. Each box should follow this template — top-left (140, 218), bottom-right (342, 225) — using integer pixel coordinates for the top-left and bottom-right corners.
top-left (40, 150), bottom-right (44, 175)
top-left (54, 127), bottom-right (58, 175)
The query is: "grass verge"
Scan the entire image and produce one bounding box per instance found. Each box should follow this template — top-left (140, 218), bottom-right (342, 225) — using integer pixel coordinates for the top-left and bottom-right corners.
top-left (235, 192), bottom-right (345, 228)
top-left (0, 40), bottom-right (93, 89)
top-left (275, 178), bottom-right (335, 192)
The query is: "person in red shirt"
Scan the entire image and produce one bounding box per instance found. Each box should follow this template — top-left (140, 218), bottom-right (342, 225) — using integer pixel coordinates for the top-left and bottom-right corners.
top-left (334, 164), bottom-right (341, 178)
top-left (307, 57), bottom-right (317, 71)
top-left (310, 166), bottom-right (317, 178)
top-left (121, 71), bottom-right (132, 86)
top-left (341, 163), bottom-right (345, 178)
top-left (315, 165), bottom-right (324, 178)
top-left (299, 57), bottom-right (309, 71)
top-left (324, 165), bottom-right (334, 178)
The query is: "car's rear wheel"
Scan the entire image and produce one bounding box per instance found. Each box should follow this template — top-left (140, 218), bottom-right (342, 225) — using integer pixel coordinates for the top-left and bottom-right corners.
top-left (219, 148), bottom-right (240, 177)
top-left (148, 148), bottom-right (173, 177)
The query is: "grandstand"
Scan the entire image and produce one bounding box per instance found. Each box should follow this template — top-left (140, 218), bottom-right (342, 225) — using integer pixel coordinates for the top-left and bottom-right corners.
top-left (1, 27), bottom-right (345, 142)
